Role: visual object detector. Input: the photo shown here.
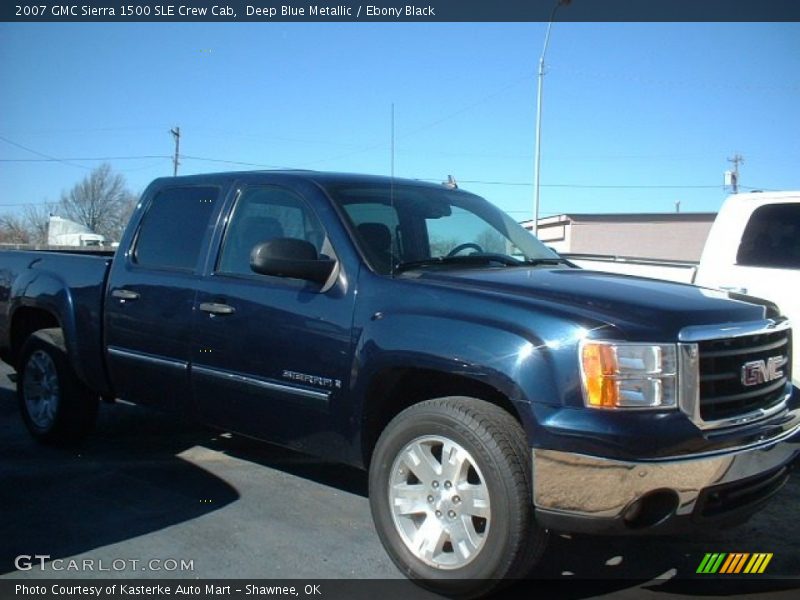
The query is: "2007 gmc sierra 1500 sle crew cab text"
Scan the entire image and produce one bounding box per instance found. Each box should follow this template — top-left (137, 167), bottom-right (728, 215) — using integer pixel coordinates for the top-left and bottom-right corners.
top-left (0, 171), bottom-right (798, 596)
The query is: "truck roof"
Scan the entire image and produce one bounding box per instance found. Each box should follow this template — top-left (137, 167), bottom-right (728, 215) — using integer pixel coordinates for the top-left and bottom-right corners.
top-left (726, 190), bottom-right (800, 202)
top-left (148, 170), bottom-right (457, 192)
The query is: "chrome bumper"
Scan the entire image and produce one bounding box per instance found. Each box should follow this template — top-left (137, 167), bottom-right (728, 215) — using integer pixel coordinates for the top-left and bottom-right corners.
top-left (532, 424), bottom-right (800, 532)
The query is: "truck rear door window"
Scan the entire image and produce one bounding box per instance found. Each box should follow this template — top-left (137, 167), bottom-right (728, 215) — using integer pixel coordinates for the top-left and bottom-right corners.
top-left (133, 185), bottom-right (219, 271)
top-left (736, 203), bottom-right (800, 268)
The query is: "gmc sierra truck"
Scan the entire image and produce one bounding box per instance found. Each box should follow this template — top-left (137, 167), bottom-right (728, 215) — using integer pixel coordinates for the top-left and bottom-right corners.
top-left (1, 171), bottom-right (798, 596)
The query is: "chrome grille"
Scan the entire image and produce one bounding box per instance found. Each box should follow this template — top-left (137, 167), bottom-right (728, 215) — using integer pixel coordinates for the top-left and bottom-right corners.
top-left (697, 329), bottom-right (791, 422)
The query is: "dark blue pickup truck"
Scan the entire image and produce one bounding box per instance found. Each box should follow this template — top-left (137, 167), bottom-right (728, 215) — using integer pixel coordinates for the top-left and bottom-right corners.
top-left (1, 171), bottom-right (798, 595)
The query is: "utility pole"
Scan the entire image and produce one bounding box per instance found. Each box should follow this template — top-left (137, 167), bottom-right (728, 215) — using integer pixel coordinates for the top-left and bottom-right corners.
top-left (726, 153), bottom-right (744, 194)
top-left (170, 126), bottom-right (181, 177)
top-left (533, 0), bottom-right (571, 237)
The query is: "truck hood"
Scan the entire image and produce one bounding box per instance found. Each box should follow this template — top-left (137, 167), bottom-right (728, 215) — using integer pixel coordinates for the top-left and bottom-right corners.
top-left (411, 266), bottom-right (771, 339)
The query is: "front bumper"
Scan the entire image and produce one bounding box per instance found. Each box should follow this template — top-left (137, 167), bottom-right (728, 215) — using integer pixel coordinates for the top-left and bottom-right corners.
top-left (532, 423), bottom-right (800, 534)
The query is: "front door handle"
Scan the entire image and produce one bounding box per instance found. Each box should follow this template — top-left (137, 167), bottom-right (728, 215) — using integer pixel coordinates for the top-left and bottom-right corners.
top-left (112, 289), bottom-right (140, 301)
top-left (199, 302), bottom-right (236, 316)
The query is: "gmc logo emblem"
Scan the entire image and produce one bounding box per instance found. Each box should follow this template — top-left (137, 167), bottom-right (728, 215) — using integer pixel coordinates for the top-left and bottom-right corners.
top-left (741, 355), bottom-right (787, 387)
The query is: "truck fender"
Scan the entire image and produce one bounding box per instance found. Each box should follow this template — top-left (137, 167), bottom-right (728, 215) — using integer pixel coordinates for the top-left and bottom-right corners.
top-left (8, 269), bottom-right (105, 394)
top-left (350, 312), bottom-right (566, 457)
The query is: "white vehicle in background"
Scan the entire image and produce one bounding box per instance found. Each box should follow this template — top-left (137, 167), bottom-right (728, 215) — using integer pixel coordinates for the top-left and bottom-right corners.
top-left (559, 191), bottom-right (799, 388)
top-left (47, 215), bottom-right (106, 247)
top-left (694, 191), bottom-right (800, 389)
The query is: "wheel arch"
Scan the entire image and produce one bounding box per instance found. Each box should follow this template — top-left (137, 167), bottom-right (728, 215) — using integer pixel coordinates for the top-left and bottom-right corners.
top-left (6, 294), bottom-right (111, 396)
top-left (8, 306), bottom-right (62, 366)
top-left (360, 367), bottom-right (526, 469)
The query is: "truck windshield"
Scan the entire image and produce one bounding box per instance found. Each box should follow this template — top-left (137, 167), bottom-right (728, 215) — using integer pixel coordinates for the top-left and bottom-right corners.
top-left (324, 183), bottom-right (559, 275)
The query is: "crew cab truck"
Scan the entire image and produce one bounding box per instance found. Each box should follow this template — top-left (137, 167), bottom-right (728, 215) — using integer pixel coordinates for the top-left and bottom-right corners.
top-left (1, 171), bottom-right (798, 596)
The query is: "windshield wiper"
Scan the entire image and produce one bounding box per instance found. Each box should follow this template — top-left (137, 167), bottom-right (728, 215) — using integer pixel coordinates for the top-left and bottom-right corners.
top-left (394, 254), bottom-right (525, 274)
top-left (520, 257), bottom-right (571, 266)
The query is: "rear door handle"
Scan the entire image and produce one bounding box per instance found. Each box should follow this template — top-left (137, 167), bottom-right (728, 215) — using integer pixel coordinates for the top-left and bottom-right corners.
top-left (112, 289), bottom-right (140, 301)
top-left (199, 302), bottom-right (236, 316)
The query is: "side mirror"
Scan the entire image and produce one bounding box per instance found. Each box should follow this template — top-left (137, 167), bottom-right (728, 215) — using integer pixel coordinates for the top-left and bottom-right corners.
top-left (250, 238), bottom-right (335, 285)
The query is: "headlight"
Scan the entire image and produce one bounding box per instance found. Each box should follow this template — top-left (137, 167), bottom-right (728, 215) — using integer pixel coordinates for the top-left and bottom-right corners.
top-left (579, 341), bottom-right (678, 409)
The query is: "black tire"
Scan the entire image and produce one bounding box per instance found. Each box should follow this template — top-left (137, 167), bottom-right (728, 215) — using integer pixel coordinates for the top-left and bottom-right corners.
top-left (17, 328), bottom-right (99, 445)
top-left (369, 397), bottom-right (547, 598)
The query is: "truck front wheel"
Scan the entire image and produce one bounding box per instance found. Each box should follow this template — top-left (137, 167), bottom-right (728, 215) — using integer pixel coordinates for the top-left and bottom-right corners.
top-left (369, 397), bottom-right (547, 596)
top-left (17, 329), bottom-right (98, 445)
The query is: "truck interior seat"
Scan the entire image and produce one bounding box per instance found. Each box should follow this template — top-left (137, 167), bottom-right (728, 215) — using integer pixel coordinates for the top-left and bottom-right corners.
top-left (356, 223), bottom-right (393, 272)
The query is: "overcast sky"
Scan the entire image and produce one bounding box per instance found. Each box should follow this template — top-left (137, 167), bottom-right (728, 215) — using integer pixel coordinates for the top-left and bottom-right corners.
top-left (1, 22), bottom-right (798, 220)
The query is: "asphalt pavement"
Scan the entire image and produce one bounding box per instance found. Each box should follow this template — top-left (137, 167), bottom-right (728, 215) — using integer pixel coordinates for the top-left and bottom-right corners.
top-left (1, 361), bottom-right (798, 599)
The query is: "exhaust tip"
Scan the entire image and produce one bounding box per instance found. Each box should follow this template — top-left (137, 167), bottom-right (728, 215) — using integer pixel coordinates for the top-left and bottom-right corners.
top-left (623, 489), bottom-right (680, 529)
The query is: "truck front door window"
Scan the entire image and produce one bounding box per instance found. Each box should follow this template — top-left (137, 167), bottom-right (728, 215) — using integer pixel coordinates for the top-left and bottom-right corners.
top-left (217, 186), bottom-right (327, 277)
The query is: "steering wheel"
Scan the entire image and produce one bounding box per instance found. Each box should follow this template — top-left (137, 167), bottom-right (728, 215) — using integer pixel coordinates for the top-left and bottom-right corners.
top-left (446, 242), bottom-right (484, 257)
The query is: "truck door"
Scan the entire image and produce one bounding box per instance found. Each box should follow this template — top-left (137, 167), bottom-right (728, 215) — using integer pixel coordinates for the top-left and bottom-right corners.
top-left (104, 183), bottom-right (221, 410)
top-left (191, 183), bottom-right (356, 453)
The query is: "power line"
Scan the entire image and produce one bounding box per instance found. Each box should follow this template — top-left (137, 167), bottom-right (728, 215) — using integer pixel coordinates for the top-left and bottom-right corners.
top-left (0, 155), bottom-right (170, 162)
top-left (0, 137), bottom-right (775, 193)
top-left (556, 66), bottom-right (800, 94)
top-left (2, 154), bottom-right (767, 191)
top-left (1, 126), bottom-right (168, 135)
top-left (180, 155), bottom-right (289, 169)
top-left (0, 135), bottom-right (91, 170)
top-left (535, 183), bottom-right (722, 189)
top-left (307, 73), bottom-right (534, 166)
top-left (415, 178), bottom-right (725, 189)
top-left (397, 75), bottom-right (532, 141)
top-left (0, 153), bottom-right (282, 170)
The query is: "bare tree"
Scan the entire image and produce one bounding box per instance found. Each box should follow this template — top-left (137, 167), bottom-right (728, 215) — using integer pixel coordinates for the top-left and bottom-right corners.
top-left (429, 235), bottom-right (461, 257)
top-left (58, 163), bottom-right (138, 242)
top-left (476, 228), bottom-right (507, 254)
top-left (23, 203), bottom-right (56, 245)
top-left (0, 214), bottom-right (32, 244)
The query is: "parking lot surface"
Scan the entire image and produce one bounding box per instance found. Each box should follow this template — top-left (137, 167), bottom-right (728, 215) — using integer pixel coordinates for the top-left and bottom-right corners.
top-left (1, 362), bottom-right (798, 598)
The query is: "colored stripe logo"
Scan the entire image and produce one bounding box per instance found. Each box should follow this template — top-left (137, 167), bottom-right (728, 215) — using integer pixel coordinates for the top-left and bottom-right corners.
top-left (696, 553), bottom-right (773, 574)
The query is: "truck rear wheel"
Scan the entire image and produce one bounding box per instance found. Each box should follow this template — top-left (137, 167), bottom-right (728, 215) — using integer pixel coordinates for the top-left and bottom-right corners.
top-left (368, 397), bottom-right (547, 597)
top-left (17, 329), bottom-right (98, 445)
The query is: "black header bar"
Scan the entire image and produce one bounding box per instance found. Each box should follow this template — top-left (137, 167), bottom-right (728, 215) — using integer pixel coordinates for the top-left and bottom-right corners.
top-left (5, 578), bottom-right (799, 600)
top-left (3, 1), bottom-right (799, 23)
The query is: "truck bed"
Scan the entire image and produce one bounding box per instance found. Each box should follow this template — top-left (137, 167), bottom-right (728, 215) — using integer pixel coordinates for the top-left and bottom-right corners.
top-left (0, 249), bottom-right (114, 394)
